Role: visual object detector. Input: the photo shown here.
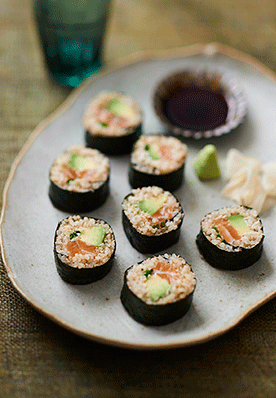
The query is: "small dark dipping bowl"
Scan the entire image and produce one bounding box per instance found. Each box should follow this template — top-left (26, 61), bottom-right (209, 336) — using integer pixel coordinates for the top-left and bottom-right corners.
top-left (153, 69), bottom-right (247, 139)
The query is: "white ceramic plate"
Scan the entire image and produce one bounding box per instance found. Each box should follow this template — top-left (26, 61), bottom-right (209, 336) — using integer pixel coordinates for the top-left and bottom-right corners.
top-left (1, 43), bottom-right (276, 349)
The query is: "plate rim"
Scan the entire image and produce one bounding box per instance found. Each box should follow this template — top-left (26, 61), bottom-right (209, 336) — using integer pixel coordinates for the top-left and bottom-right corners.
top-left (1, 42), bottom-right (276, 350)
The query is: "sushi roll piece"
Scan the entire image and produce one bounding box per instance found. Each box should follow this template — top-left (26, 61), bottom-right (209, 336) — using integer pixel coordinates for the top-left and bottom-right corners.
top-left (196, 205), bottom-right (264, 270)
top-left (49, 145), bottom-right (110, 213)
top-left (84, 91), bottom-right (142, 155)
top-left (54, 215), bottom-right (116, 284)
top-left (129, 134), bottom-right (188, 191)
top-left (120, 253), bottom-right (196, 326)
top-left (122, 186), bottom-right (184, 253)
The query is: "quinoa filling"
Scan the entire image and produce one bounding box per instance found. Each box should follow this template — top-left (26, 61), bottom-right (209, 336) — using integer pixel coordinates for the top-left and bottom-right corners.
top-left (126, 254), bottom-right (196, 305)
top-left (55, 216), bottom-right (115, 269)
top-left (131, 135), bottom-right (188, 175)
top-left (122, 186), bottom-right (183, 236)
top-left (84, 91), bottom-right (142, 137)
top-left (201, 206), bottom-right (264, 252)
top-left (50, 145), bottom-right (109, 192)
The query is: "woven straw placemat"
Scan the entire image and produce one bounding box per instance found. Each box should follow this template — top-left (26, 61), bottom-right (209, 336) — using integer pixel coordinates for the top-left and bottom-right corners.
top-left (2, 248), bottom-right (276, 397)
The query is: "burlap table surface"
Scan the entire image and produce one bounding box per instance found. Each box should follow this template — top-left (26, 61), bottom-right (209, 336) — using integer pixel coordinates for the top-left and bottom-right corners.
top-left (2, 0), bottom-right (276, 397)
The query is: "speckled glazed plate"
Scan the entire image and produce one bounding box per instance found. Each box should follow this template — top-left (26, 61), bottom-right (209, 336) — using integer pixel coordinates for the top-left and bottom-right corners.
top-left (1, 43), bottom-right (276, 349)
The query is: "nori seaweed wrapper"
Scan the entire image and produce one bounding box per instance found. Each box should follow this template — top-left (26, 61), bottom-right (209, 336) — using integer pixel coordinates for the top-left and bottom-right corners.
top-left (85, 124), bottom-right (142, 155)
top-left (49, 175), bottom-right (109, 213)
top-left (54, 217), bottom-right (116, 285)
top-left (196, 211), bottom-right (264, 270)
top-left (129, 162), bottom-right (184, 191)
top-left (120, 261), bottom-right (195, 326)
top-left (122, 193), bottom-right (184, 254)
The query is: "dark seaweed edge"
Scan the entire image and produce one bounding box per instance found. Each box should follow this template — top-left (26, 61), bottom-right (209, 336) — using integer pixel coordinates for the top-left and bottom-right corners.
top-left (85, 124), bottom-right (142, 155)
top-left (122, 191), bottom-right (184, 254)
top-left (49, 175), bottom-right (109, 213)
top-left (196, 206), bottom-right (265, 270)
top-left (120, 256), bottom-right (196, 326)
top-left (128, 162), bottom-right (185, 192)
top-left (54, 216), bottom-right (116, 285)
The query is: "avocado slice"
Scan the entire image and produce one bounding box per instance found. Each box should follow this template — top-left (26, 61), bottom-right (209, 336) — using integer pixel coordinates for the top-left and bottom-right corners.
top-left (106, 98), bottom-right (135, 119)
top-left (145, 144), bottom-right (160, 160)
top-left (193, 144), bottom-right (220, 180)
top-left (227, 214), bottom-right (250, 235)
top-left (80, 226), bottom-right (106, 246)
top-left (69, 153), bottom-right (95, 170)
top-left (146, 275), bottom-right (171, 301)
top-left (138, 195), bottom-right (165, 215)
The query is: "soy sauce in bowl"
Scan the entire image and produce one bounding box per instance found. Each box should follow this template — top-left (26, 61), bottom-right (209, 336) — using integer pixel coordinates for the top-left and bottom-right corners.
top-left (153, 69), bottom-right (247, 139)
top-left (164, 86), bottom-right (229, 132)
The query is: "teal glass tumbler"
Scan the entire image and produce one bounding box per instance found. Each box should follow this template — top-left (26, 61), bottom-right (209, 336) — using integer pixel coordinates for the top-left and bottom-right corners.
top-left (33, 0), bottom-right (112, 87)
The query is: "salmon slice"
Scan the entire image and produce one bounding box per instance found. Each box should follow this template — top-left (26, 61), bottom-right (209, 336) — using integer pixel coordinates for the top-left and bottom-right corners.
top-left (159, 144), bottom-right (172, 161)
top-left (213, 218), bottom-right (241, 246)
top-left (148, 204), bottom-right (173, 225)
top-left (154, 261), bottom-right (180, 284)
top-left (97, 107), bottom-right (128, 128)
top-left (62, 166), bottom-right (78, 180)
top-left (62, 166), bottom-right (99, 182)
top-left (66, 239), bottom-right (96, 259)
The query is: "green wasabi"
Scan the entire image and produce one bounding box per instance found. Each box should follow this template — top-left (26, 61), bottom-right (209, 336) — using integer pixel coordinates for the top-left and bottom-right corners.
top-left (193, 144), bottom-right (220, 180)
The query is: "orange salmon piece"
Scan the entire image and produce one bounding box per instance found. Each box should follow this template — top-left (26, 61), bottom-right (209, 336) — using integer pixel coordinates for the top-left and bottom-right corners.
top-left (66, 239), bottom-right (96, 259)
top-left (213, 217), bottom-right (241, 246)
top-left (97, 107), bottom-right (128, 127)
top-left (62, 166), bottom-right (98, 181)
top-left (159, 145), bottom-right (172, 161)
top-left (154, 261), bottom-right (180, 284)
top-left (148, 204), bottom-right (173, 225)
